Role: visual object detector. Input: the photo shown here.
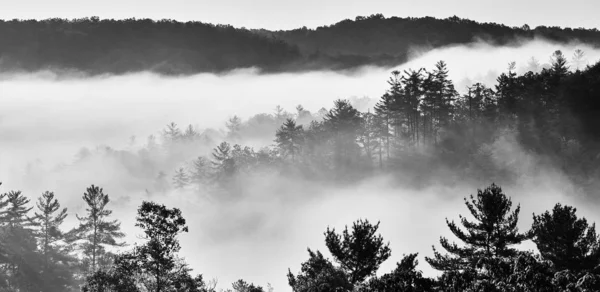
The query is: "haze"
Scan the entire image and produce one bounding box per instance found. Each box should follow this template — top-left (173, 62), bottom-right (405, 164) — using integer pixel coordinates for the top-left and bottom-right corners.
top-left (1, 39), bottom-right (600, 291)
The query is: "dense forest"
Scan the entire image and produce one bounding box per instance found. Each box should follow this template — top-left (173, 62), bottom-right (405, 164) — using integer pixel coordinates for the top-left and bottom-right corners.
top-left (1, 183), bottom-right (599, 291)
top-left (2, 47), bottom-right (600, 290)
top-left (1, 14), bottom-right (600, 74)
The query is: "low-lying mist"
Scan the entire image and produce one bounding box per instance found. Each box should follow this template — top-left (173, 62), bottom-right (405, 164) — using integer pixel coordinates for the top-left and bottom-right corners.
top-left (1, 38), bottom-right (600, 291)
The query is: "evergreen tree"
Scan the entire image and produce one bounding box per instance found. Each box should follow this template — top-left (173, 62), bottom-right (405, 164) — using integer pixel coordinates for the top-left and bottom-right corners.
top-left (183, 124), bottom-right (200, 142)
top-left (287, 249), bottom-right (352, 292)
top-left (226, 115), bottom-right (243, 141)
top-left (34, 191), bottom-right (75, 291)
top-left (35, 191), bottom-right (68, 269)
top-left (550, 50), bottom-right (569, 77)
top-left (232, 279), bottom-right (265, 292)
top-left (172, 167), bottom-right (190, 189)
top-left (275, 118), bottom-right (304, 162)
top-left (373, 92), bottom-right (394, 160)
top-left (189, 157), bottom-right (209, 189)
top-left (71, 185), bottom-right (125, 274)
top-left (162, 122), bottom-right (182, 144)
top-left (0, 190), bottom-right (42, 291)
top-left (572, 49), bottom-right (587, 71)
top-left (324, 219), bottom-right (391, 285)
top-left (367, 253), bottom-right (434, 292)
top-left (324, 99), bottom-right (363, 170)
top-left (212, 141), bottom-right (236, 180)
top-left (531, 203), bottom-right (600, 274)
top-left (426, 184), bottom-right (527, 279)
top-left (401, 69), bottom-right (424, 146)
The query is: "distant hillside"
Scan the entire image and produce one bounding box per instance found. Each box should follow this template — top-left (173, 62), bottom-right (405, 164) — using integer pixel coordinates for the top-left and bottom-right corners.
top-left (264, 14), bottom-right (600, 56)
top-left (0, 15), bottom-right (599, 75)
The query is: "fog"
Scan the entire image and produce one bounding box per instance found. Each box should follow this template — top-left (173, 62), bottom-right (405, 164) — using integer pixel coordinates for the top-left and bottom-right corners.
top-left (1, 38), bottom-right (600, 291)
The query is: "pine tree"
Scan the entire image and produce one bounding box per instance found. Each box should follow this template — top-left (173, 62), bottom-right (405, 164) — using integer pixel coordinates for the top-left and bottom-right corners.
top-left (287, 249), bottom-right (351, 292)
top-left (71, 185), bottom-right (125, 274)
top-left (324, 99), bottom-right (363, 170)
top-left (374, 92), bottom-right (394, 160)
top-left (211, 142), bottom-right (235, 180)
top-left (183, 124), bottom-right (200, 142)
top-left (35, 191), bottom-right (68, 269)
top-left (550, 50), bottom-right (569, 77)
top-left (426, 184), bottom-right (527, 279)
top-left (0, 189), bottom-right (42, 291)
top-left (324, 219), bottom-right (391, 285)
top-left (226, 115), bottom-right (242, 141)
top-left (275, 118), bottom-right (304, 162)
top-left (162, 122), bottom-right (182, 144)
top-left (34, 191), bottom-right (75, 291)
top-left (189, 157), bottom-right (209, 189)
top-left (367, 253), bottom-right (434, 291)
top-left (531, 203), bottom-right (600, 274)
top-left (571, 49), bottom-right (586, 71)
top-left (401, 69), bottom-right (424, 146)
top-left (172, 167), bottom-right (190, 189)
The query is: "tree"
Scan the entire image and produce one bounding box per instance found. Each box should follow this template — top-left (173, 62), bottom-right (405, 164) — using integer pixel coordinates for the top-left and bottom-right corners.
top-left (401, 69), bottom-right (424, 146)
top-left (134, 201), bottom-right (190, 292)
top-left (324, 99), bottom-right (363, 170)
top-left (426, 184), bottom-right (527, 279)
top-left (550, 50), bottom-right (569, 77)
top-left (367, 253), bottom-right (434, 291)
top-left (189, 157), bottom-right (209, 189)
top-left (211, 141), bottom-right (236, 180)
top-left (231, 279), bottom-right (265, 292)
top-left (35, 191), bottom-right (68, 269)
top-left (71, 185), bottom-right (125, 274)
top-left (287, 249), bottom-right (352, 292)
top-left (172, 167), bottom-right (190, 189)
top-left (530, 203), bottom-right (600, 274)
top-left (275, 118), bottom-right (304, 162)
top-left (324, 219), bottom-right (391, 285)
top-left (572, 49), bottom-right (587, 71)
top-left (183, 124), bottom-right (200, 142)
top-left (162, 122), bottom-right (182, 144)
top-left (33, 191), bottom-right (75, 291)
top-left (82, 201), bottom-right (204, 292)
top-left (0, 189), bottom-right (43, 291)
top-left (226, 115), bottom-right (243, 141)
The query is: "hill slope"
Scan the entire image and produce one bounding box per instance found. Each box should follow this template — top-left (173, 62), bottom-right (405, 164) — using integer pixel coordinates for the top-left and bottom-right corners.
top-left (0, 15), bottom-right (599, 74)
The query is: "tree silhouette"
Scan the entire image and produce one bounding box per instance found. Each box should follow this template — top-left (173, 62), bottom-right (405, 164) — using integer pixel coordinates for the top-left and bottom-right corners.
top-left (71, 185), bottom-right (125, 274)
top-left (426, 184), bottom-right (527, 279)
top-left (324, 219), bottom-right (391, 285)
top-left (531, 203), bottom-right (600, 274)
top-left (172, 167), bottom-right (190, 190)
top-left (275, 118), bottom-right (304, 162)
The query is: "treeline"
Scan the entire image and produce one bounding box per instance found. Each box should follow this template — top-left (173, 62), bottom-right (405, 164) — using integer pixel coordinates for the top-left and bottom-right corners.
top-left (158, 50), bottom-right (600, 193)
top-left (286, 183), bottom-right (600, 291)
top-left (0, 181), bottom-right (212, 291)
top-left (265, 14), bottom-right (600, 57)
top-left (2, 181), bottom-right (599, 291)
top-left (2, 15), bottom-right (600, 74)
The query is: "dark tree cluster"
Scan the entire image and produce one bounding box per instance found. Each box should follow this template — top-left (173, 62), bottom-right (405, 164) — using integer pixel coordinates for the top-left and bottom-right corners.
top-left (184, 51), bottom-right (600, 190)
top-left (74, 50), bottom-right (600, 196)
top-left (288, 183), bottom-right (600, 292)
top-left (1, 183), bottom-right (600, 290)
top-left (0, 183), bottom-right (128, 291)
top-left (1, 15), bottom-right (600, 74)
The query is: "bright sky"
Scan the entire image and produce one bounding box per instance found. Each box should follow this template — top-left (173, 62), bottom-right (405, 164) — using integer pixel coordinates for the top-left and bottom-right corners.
top-left (1, 0), bottom-right (599, 30)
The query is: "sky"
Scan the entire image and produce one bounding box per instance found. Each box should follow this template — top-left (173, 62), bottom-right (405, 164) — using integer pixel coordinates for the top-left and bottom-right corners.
top-left (1, 0), bottom-right (599, 30)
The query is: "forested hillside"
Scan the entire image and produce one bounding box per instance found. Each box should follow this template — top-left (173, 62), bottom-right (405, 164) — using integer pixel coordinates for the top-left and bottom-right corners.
top-left (1, 15), bottom-right (600, 74)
